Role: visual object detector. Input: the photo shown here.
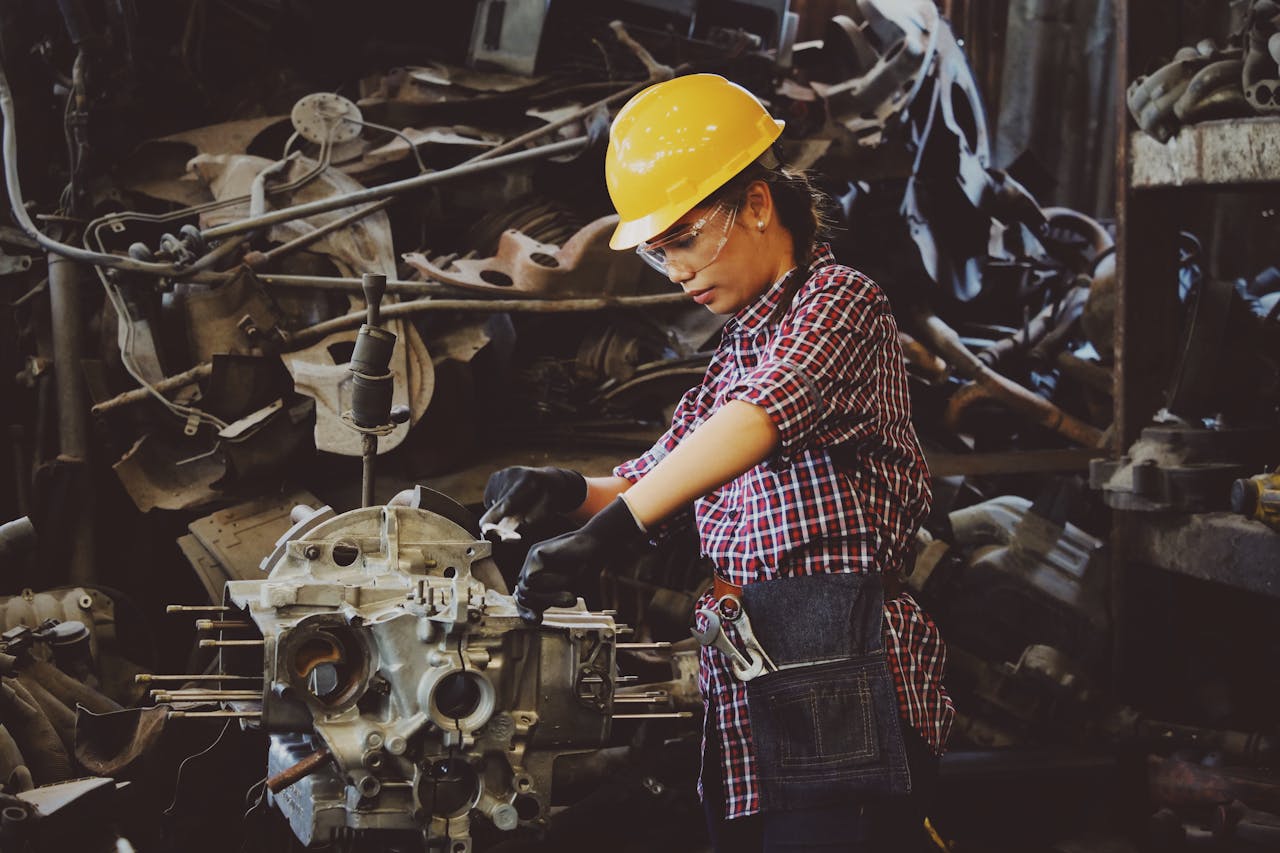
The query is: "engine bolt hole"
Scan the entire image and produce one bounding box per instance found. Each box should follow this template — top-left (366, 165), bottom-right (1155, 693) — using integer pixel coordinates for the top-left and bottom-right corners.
top-left (513, 793), bottom-right (540, 821)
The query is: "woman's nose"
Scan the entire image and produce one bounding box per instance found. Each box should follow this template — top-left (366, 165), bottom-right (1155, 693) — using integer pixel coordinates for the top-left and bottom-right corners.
top-left (667, 265), bottom-right (693, 285)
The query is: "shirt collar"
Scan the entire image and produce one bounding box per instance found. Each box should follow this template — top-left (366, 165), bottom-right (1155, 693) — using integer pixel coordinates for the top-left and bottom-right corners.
top-left (726, 242), bottom-right (837, 336)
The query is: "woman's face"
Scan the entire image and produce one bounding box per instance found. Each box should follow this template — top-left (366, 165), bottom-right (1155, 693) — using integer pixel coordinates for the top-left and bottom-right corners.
top-left (642, 181), bottom-right (795, 315)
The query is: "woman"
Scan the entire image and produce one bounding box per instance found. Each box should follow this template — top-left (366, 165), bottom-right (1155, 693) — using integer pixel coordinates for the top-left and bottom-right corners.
top-left (482, 73), bottom-right (954, 852)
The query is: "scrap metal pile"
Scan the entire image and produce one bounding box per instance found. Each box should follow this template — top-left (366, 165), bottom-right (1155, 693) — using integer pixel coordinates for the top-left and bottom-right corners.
top-left (1127, 0), bottom-right (1280, 141)
top-left (0, 1), bottom-right (1275, 851)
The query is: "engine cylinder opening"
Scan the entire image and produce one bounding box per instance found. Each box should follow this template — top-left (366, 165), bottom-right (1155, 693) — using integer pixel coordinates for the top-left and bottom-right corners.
top-left (434, 672), bottom-right (482, 719)
top-left (418, 758), bottom-right (480, 818)
top-left (287, 625), bottom-right (368, 707)
top-left (424, 669), bottom-right (496, 733)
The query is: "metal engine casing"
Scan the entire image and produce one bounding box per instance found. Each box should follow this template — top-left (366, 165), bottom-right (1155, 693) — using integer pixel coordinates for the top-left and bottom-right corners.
top-left (223, 503), bottom-right (618, 849)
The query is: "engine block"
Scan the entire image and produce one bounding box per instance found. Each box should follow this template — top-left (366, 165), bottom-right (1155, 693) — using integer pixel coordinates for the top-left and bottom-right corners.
top-left (220, 500), bottom-right (618, 850)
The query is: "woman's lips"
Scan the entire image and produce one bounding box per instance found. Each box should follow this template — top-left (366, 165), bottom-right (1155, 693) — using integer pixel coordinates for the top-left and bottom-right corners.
top-left (687, 287), bottom-right (715, 305)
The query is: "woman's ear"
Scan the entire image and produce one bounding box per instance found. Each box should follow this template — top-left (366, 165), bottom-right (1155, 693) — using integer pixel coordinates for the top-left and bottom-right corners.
top-left (744, 180), bottom-right (774, 229)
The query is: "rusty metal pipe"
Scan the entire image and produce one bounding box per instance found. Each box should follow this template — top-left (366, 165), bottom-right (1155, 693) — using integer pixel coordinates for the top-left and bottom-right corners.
top-left (48, 252), bottom-right (94, 585)
top-left (266, 747), bottom-right (333, 794)
top-left (90, 363), bottom-right (213, 417)
top-left (914, 311), bottom-right (1104, 447)
top-left (899, 332), bottom-right (949, 381)
top-left (1042, 207), bottom-right (1114, 261)
top-left (48, 254), bottom-right (88, 460)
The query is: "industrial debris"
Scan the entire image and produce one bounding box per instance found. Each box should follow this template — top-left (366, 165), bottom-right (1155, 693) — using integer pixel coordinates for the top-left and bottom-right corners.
top-left (0, 1), bottom-right (1277, 851)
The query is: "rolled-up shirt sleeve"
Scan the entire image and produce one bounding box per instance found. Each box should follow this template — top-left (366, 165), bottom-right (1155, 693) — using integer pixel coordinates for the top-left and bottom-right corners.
top-left (613, 383), bottom-right (701, 483)
top-left (724, 287), bottom-right (891, 461)
top-left (612, 383), bottom-right (705, 540)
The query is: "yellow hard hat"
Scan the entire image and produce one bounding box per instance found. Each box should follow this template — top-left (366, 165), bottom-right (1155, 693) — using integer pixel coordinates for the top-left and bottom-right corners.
top-left (605, 73), bottom-right (785, 250)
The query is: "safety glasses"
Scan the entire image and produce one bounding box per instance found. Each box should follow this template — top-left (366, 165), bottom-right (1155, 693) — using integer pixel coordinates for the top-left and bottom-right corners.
top-left (636, 201), bottom-right (738, 277)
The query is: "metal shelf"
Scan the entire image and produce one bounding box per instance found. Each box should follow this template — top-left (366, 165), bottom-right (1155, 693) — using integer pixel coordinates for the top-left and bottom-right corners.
top-left (1130, 117), bottom-right (1280, 189)
top-left (1124, 512), bottom-right (1280, 598)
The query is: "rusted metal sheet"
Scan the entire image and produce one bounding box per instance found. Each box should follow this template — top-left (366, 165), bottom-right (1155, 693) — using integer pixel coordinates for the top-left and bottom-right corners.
top-left (403, 216), bottom-right (653, 298)
top-left (1131, 116), bottom-right (1280, 187)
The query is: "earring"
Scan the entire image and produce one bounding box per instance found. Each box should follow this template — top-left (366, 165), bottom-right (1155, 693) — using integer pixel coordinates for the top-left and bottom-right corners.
top-left (757, 221), bottom-right (765, 231)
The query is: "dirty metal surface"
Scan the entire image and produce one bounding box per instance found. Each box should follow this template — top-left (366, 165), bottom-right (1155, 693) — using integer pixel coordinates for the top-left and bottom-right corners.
top-left (177, 487), bottom-right (323, 602)
top-left (1126, 511), bottom-right (1280, 598)
top-left (1130, 117), bottom-right (1280, 188)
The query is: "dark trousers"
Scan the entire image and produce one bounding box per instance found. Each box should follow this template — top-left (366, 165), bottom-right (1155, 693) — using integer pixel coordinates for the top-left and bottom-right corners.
top-left (702, 723), bottom-right (939, 853)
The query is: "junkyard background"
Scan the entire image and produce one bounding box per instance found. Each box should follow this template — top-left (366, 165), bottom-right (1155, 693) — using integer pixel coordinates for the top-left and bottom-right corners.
top-left (0, 1), bottom-right (1278, 851)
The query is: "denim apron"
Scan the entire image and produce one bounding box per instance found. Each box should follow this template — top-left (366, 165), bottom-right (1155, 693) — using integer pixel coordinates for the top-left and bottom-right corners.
top-left (740, 572), bottom-right (911, 811)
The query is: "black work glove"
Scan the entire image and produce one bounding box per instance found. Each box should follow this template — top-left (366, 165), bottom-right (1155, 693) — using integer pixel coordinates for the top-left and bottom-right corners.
top-left (514, 497), bottom-right (648, 623)
top-left (478, 466), bottom-right (588, 539)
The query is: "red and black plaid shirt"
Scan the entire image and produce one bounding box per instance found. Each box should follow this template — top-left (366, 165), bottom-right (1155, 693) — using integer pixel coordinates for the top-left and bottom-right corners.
top-left (614, 244), bottom-right (954, 819)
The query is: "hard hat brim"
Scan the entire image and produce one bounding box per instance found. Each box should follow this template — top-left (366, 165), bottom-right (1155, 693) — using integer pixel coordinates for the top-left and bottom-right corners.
top-left (609, 118), bottom-right (786, 251)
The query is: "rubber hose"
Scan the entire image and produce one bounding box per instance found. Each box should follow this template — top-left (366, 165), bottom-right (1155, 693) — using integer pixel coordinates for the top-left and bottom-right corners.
top-left (14, 671), bottom-right (76, 752)
top-left (0, 724), bottom-right (24, 788)
top-left (23, 660), bottom-right (121, 714)
top-left (0, 679), bottom-right (72, 784)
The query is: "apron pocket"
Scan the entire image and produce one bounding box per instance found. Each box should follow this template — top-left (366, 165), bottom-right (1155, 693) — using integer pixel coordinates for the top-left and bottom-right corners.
top-left (747, 653), bottom-right (910, 811)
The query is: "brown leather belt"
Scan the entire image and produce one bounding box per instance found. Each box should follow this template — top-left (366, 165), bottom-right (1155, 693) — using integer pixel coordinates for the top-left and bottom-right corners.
top-left (713, 574), bottom-right (744, 601)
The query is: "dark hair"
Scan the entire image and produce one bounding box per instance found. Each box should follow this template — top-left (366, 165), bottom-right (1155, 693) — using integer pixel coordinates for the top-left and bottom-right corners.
top-left (705, 152), bottom-right (835, 268)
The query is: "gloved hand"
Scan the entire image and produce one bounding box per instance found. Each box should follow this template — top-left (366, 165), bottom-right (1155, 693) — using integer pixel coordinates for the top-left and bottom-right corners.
top-left (478, 466), bottom-right (587, 539)
top-left (514, 497), bottom-right (648, 623)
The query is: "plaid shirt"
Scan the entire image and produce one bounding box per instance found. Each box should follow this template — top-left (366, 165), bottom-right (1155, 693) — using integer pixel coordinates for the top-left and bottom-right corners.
top-left (614, 244), bottom-right (955, 819)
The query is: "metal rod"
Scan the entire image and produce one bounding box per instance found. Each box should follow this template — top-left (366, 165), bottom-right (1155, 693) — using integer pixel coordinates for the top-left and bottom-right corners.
top-left (284, 292), bottom-right (690, 351)
top-left (153, 692), bottom-right (262, 701)
top-left (190, 272), bottom-right (457, 296)
top-left (167, 710), bottom-right (261, 719)
top-left (200, 137), bottom-right (589, 241)
top-left (198, 639), bottom-right (264, 648)
top-left (151, 687), bottom-right (262, 695)
top-left (195, 620), bottom-right (253, 631)
top-left (612, 712), bottom-right (693, 720)
top-left (92, 363), bottom-right (213, 417)
top-left (166, 605), bottom-right (230, 613)
top-left (467, 59), bottom-right (688, 164)
top-left (616, 642), bottom-right (673, 650)
top-left (613, 695), bottom-right (669, 703)
top-left (136, 674), bottom-right (262, 683)
top-left (361, 433), bottom-right (376, 509)
top-left (266, 747), bottom-right (333, 794)
top-left (248, 201), bottom-right (390, 268)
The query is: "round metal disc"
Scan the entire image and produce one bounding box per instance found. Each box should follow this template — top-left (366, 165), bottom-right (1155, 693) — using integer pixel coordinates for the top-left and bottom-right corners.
top-left (290, 92), bottom-right (363, 145)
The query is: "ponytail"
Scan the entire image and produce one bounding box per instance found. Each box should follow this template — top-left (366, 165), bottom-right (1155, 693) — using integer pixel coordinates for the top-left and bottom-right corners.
top-left (708, 150), bottom-right (836, 268)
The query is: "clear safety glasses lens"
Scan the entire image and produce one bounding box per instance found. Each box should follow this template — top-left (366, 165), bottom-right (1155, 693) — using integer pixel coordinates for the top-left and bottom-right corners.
top-left (635, 202), bottom-right (738, 277)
